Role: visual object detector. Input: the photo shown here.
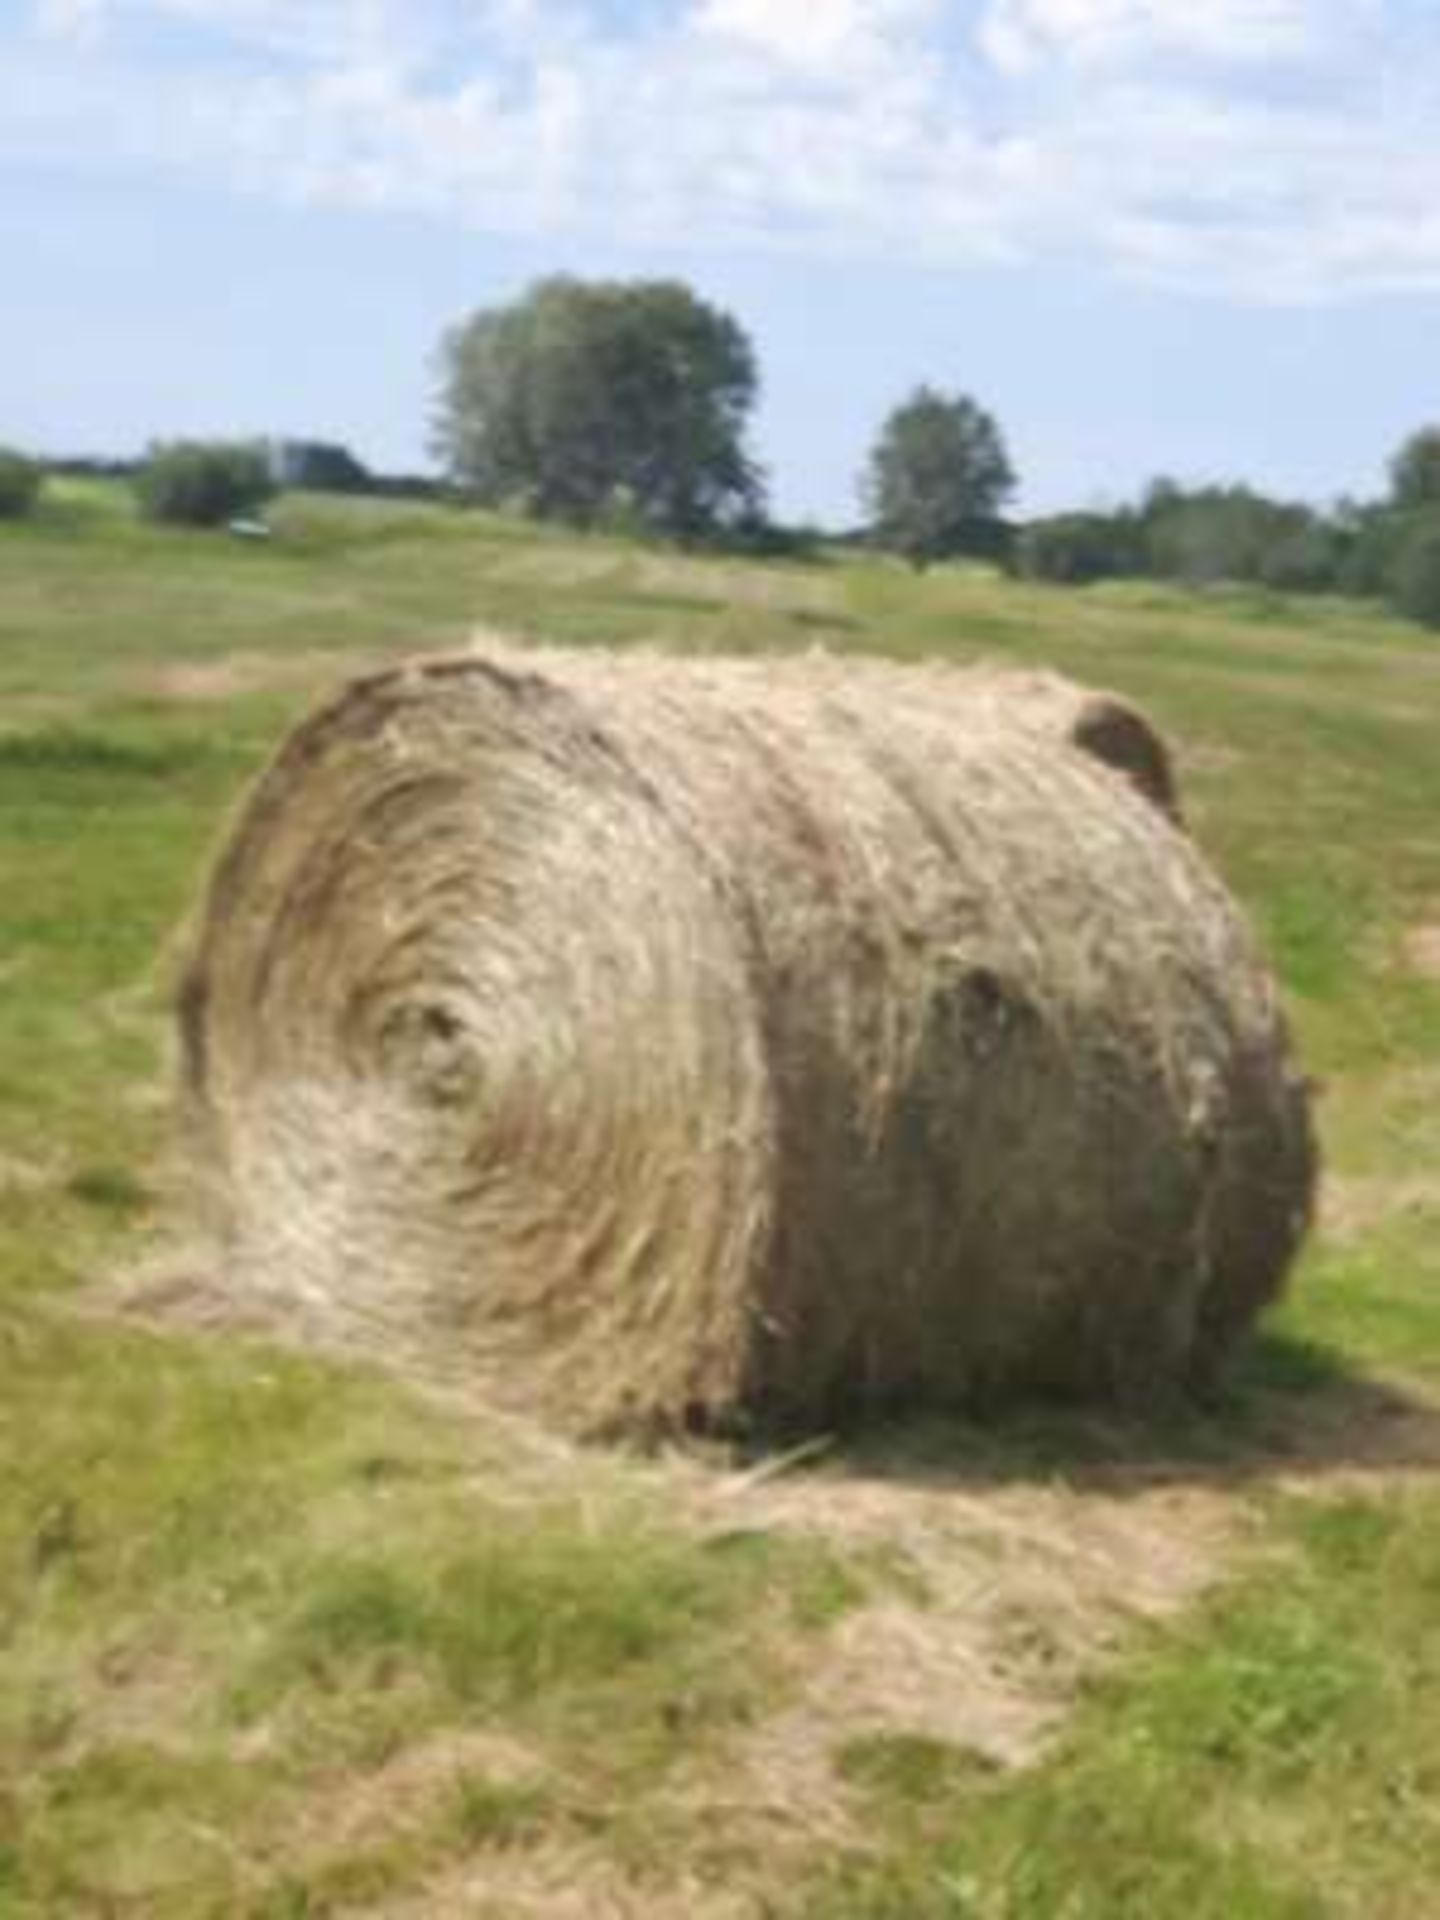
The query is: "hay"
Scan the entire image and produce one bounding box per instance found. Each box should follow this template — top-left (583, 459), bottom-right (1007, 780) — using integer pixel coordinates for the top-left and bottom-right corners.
top-left (924, 668), bottom-right (1181, 821)
top-left (178, 647), bottom-right (1313, 1437)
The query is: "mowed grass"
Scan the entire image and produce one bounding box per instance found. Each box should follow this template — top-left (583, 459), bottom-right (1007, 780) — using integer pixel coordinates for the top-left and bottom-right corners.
top-left (3, 483), bottom-right (1440, 1913)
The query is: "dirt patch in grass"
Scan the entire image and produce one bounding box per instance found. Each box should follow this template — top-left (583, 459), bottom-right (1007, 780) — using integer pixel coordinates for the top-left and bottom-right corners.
top-left (1176, 738), bottom-right (1245, 778)
top-left (703, 1464), bottom-right (1237, 1860)
top-left (301, 1728), bottom-right (549, 1859)
top-left (369, 1848), bottom-right (758, 1919)
top-left (0, 1148), bottom-right (58, 1194)
top-left (135, 650), bottom-right (378, 705)
top-left (631, 555), bottom-right (843, 617)
top-left (1322, 1171), bottom-right (1440, 1243)
top-left (70, 1641), bottom-right (210, 1758)
top-left (670, 1375), bottom-right (1440, 1860)
top-left (1403, 924), bottom-right (1440, 982)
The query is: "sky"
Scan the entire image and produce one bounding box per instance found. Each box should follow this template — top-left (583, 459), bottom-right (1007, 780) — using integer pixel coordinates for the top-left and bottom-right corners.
top-left (3, 0), bottom-right (1440, 524)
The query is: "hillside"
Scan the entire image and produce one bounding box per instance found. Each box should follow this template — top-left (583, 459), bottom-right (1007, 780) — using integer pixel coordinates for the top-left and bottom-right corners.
top-left (3, 481), bottom-right (1440, 1916)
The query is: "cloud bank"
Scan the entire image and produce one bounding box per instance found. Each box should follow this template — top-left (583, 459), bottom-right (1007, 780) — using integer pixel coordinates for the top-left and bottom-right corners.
top-left (11, 0), bottom-right (1438, 300)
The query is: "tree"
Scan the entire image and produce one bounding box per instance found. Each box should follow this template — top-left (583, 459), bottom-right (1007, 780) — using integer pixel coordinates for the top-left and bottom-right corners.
top-left (432, 277), bottom-right (762, 538)
top-left (271, 440), bottom-right (371, 493)
top-left (136, 441), bottom-right (276, 527)
top-left (1138, 482), bottom-right (1319, 588)
top-left (1388, 516), bottom-right (1440, 629)
top-left (864, 387), bottom-right (1015, 568)
top-left (0, 448), bottom-right (42, 519)
top-left (1335, 501), bottom-right (1416, 598)
top-left (1390, 428), bottom-right (1440, 510)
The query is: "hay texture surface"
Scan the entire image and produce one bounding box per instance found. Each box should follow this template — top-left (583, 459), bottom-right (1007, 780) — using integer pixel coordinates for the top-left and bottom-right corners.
top-left (179, 649), bottom-right (1313, 1436)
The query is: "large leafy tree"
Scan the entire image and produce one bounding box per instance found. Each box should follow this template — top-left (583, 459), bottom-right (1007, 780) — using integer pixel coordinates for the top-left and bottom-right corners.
top-left (433, 277), bottom-right (762, 537)
top-left (865, 387), bottom-right (1016, 567)
top-left (1390, 427), bottom-right (1440, 511)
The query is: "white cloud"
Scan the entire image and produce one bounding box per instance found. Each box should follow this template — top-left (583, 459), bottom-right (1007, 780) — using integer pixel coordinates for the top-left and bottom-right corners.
top-left (8, 0), bottom-right (1440, 301)
top-left (692, 0), bottom-right (936, 80)
top-left (978, 0), bottom-right (1314, 74)
top-left (31, 0), bottom-right (108, 43)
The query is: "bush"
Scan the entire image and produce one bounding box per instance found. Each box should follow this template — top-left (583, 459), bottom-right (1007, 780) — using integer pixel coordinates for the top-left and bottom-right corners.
top-left (1016, 511), bottom-right (1143, 585)
top-left (0, 449), bottom-right (43, 519)
top-left (722, 514), bottom-right (825, 561)
top-left (136, 441), bottom-right (276, 528)
top-left (1388, 517), bottom-right (1440, 629)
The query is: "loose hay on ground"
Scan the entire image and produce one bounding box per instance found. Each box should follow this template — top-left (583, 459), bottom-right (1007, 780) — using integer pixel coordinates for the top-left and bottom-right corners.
top-left (176, 647), bottom-right (1313, 1437)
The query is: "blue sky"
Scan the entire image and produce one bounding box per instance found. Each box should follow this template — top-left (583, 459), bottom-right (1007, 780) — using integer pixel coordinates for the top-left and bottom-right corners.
top-left (3, 0), bottom-right (1439, 523)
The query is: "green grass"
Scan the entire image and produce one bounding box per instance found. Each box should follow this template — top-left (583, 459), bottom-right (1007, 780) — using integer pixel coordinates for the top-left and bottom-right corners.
top-left (1, 1307), bottom-right (853, 1913)
top-left (3, 485), bottom-right (1440, 1912)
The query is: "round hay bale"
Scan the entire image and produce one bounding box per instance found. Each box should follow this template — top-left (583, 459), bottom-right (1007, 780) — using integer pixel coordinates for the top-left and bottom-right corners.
top-left (178, 648), bottom-right (1313, 1437)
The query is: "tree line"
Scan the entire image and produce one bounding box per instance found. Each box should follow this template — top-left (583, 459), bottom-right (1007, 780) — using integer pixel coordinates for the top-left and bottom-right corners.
top-left (1013, 450), bottom-right (1440, 629)
top-left (6, 271), bottom-right (1440, 628)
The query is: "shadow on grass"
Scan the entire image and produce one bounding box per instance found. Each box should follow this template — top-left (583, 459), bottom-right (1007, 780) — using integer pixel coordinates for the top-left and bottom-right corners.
top-left (758, 1333), bottom-right (1440, 1501)
top-left (114, 1255), bottom-right (1440, 1501)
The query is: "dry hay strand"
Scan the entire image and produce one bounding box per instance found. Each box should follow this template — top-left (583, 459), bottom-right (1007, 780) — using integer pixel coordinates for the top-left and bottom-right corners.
top-left (177, 646), bottom-right (1313, 1438)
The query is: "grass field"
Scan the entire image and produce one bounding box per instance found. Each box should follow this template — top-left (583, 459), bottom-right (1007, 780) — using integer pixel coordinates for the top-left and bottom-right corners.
top-left (4, 478), bottom-right (1440, 1916)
